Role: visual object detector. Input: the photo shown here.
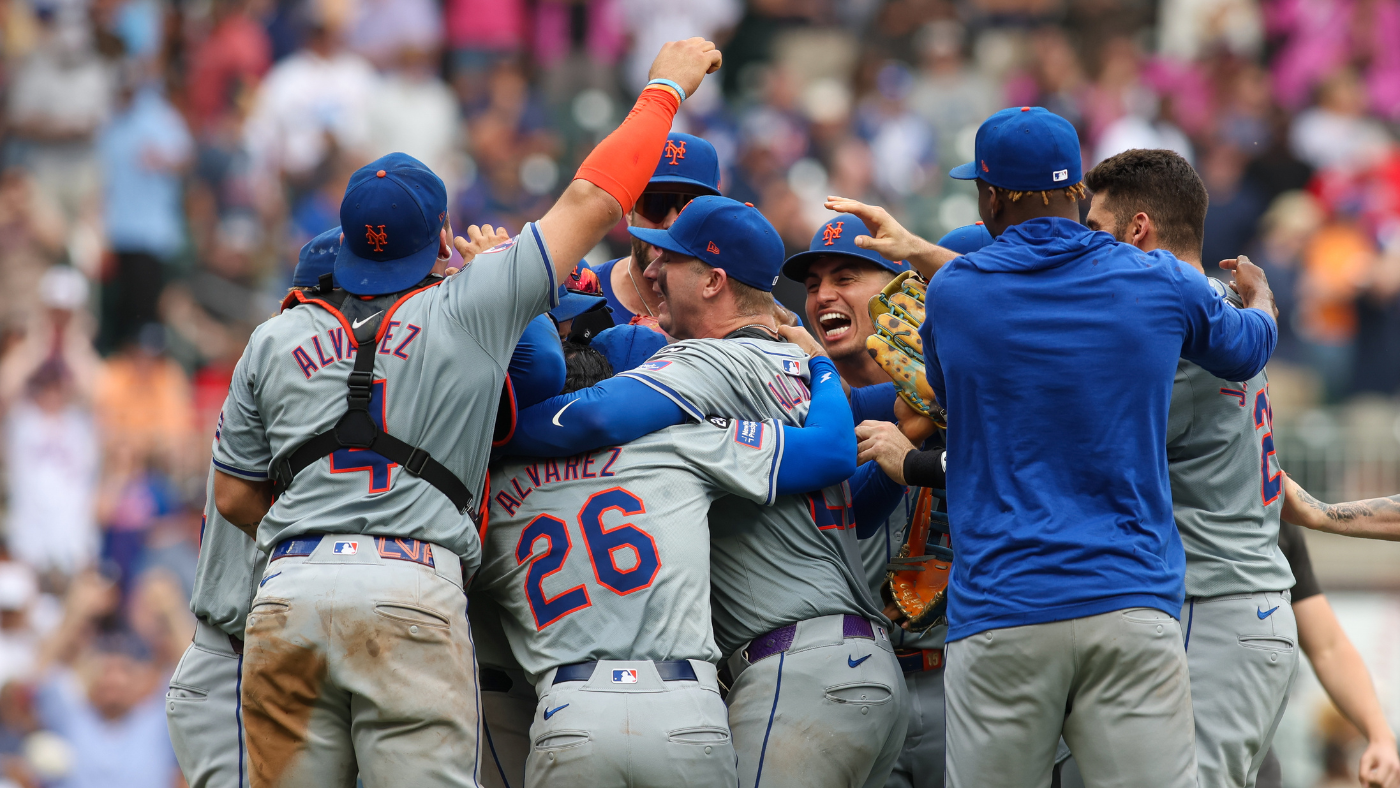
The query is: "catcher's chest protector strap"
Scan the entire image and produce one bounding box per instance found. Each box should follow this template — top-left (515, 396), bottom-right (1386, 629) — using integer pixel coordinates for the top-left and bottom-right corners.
top-left (271, 279), bottom-right (478, 523)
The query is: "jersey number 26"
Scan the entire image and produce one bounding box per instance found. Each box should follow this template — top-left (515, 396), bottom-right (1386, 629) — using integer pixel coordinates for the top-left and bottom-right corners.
top-left (515, 487), bottom-right (661, 630)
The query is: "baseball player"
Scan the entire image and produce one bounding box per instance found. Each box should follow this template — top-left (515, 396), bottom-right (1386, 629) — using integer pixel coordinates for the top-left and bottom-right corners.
top-left (505, 196), bottom-right (909, 788)
top-left (1280, 473), bottom-right (1400, 541)
top-left (782, 217), bottom-right (995, 788)
top-left (589, 132), bottom-right (722, 325)
top-left (478, 333), bottom-right (854, 786)
top-left (211, 38), bottom-right (723, 788)
top-left (832, 107), bottom-right (1278, 788)
top-left (167, 228), bottom-right (341, 788)
top-left (1080, 148), bottom-right (1296, 787)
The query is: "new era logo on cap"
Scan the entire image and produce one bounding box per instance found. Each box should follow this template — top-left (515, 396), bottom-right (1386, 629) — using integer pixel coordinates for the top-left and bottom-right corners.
top-left (612, 669), bottom-right (638, 684)
top-left (706, 241), bottom-right (720, 254)
top-left (333, 541), bottom-right (358, 555)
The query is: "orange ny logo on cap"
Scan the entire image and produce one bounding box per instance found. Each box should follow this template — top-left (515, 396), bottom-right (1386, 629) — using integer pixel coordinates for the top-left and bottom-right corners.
top-left (365, 225), bottom-right (388, 252)
top-left (664, 139), bottom-right (687, 165)
top-left (981, 160), bottom-right (989, 173)
top-left (822, 221), bottom-right (844, 246)
top-left (706, 241), bottom-right (720, 254)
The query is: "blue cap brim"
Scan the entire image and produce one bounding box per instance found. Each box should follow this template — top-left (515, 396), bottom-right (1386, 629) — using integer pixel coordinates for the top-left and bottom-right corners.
top-left (645, 175), bottom-right (721, 196)
top-left (628, 226), bottom-right (699, 259)
top-left (782, 248), bottom-right (907, 282)
top-left (949, 162), bottom-right (980, 180)
top-left (550, 291), bottom-right (609, 321)
top-left (335, 242), bottom-right (438, 296)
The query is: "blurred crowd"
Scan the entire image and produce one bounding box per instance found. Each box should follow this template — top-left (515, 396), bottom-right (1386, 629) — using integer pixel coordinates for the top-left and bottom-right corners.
top-left (0, 0), bottom-right (1386, 784)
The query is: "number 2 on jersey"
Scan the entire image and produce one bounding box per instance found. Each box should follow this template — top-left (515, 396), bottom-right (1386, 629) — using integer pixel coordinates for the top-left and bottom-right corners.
top-left (515, 486), bottom-right (661, 630)
top-left (1254, 387), bottom-right (1282, 505)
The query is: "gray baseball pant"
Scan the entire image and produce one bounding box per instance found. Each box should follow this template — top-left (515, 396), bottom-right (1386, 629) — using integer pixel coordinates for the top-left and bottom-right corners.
top-left (167, 619), bottom-right (247, 788)
top-left (242, 535), bottom-right (482, 788)
top-left (945, 607), bottom-right (1198, 788)
top-left (527, 659), bottom-right (736, 788)
top-left (1181, 591), bottom-right (1298, 788)
top-left (886, 659), bottom-right (945, 788)
top-left (725, 614), bottom-right (910, 788)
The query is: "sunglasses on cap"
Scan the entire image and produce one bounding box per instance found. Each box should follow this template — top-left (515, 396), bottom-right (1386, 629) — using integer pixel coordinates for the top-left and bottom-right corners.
top-left (635, 192), bottom-right (696, 224)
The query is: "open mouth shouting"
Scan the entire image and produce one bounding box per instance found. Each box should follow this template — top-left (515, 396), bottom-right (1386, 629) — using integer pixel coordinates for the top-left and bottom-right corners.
top-left (818, 310), bottom-right (855, 342)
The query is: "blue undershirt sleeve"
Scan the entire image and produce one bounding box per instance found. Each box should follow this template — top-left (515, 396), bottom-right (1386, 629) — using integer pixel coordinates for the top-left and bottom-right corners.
top-left (849, 382), bottom-right (898, 424)
top-left (1176, 262), bottom-right (1277, 381)
top-left (851, 461), bottom-right (908, 539)
top-left (506, 314), bottom-right (567, 409)
top-left (506, 376), bottom-right (687, 457)
top-left (776, 356), bottom-right (856, 495)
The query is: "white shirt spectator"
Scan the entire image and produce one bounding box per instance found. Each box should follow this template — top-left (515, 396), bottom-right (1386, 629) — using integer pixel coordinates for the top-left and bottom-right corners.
top-left (345, 0), bottom-right (442, 69)
top-left (1290, 107), bottom-right (1393, 173)
top-left (1095, 113), bottom-right (1196, 167)
top-left (242, 46), bottom-right (378, 182)
top-left (367, 64), bottom-right (461, 193)
top-left (5, 399), bottom-right (99, 576)
top-left (620, 0), bottom-right (741, 93)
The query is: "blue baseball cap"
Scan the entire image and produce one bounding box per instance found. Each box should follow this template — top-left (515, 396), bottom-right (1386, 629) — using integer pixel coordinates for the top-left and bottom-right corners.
top-left (648, 133), bottom-right (721, 195)
top-left (335, 152), bottom-right (448, 296)
top-left (949, 107), bottom-right (1083, 192)
top-left (782, 216), bottom-right (911, 282)
top-left (592, 324), bottom-right (669, 374)
top-left (936, 222), bottom-right (994, 255)
top-left (293, 226), bottom-right (342, 287)
top-left (549, 261), bottom-right (608, 321)
top-left (628, 196), bottom-right (785, 292)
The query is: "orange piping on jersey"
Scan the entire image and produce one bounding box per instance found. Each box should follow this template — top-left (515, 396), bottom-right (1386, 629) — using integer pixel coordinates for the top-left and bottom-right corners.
top-left (376, 281), bottom-right (444, 343)
top-left (288, 290), bottom-right (357, 339)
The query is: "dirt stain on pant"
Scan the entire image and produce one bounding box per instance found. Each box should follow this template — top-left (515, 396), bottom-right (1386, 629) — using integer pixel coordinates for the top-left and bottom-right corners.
top-left (242, 635), bottom-right (329, 788)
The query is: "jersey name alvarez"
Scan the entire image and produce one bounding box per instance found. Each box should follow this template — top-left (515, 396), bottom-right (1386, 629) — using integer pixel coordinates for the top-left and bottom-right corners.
top-left (288, 320), bottom-right (424, 379)
top-left (493, 448), bottom-right (624, 516)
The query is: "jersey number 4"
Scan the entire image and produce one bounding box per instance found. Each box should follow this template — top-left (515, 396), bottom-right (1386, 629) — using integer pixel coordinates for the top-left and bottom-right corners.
top-left (330, 379), bottom-right (395, 493)
top-left (1254, 386), bottom-right (1282, 505)
top-left (514, 487), bottom-right (660, 630)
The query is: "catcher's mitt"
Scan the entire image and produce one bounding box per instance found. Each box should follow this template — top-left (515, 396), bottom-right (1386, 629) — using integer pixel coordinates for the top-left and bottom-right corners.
top-left (886, 486), bottom-right (952, 632)
top-left (867, 271), bottom-right (942, 423)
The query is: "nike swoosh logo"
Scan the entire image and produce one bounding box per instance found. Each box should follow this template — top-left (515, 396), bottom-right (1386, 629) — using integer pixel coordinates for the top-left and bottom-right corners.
top-left (848, 654), bottom-right (871, 668)
top-left (543, 704), bottom-right (568, 720)
top-left (551, 399), bottom-right (578, 427)
top-left (351, 311), bottom-right (383, 330)
top-left (1257, 606), bottom-right (1279, 620)
top-left (259, 572), bottom-right (281, 587)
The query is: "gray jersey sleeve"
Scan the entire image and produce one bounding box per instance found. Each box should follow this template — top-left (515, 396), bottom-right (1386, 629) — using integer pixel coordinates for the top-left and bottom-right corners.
top-left (212, 336), bottom-right (272, 481)
top-left (441, 223), bottom-right (558, 365)
top-left (189, 465), bottom-right (265, 639)
top-left (618, 338), bottom-right (812, 425)
top-left (673, 417), bottom-right (784, 505)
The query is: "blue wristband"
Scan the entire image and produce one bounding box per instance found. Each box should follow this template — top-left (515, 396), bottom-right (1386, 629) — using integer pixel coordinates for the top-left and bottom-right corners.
top-left (646, 78), bottom-right (687, 103)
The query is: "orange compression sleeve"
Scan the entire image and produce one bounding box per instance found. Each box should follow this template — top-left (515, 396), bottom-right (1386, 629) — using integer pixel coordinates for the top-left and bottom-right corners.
top-left (573, 86), bottom-right (681, 214)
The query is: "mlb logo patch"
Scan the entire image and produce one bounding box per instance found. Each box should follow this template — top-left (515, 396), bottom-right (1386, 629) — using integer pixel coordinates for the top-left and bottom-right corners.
top-left (638, 360), bottom-right (672, 372)
top-left (481, 237), bottom-right (518, 255)
top-left (1052, 169), bottom-right (1069, 182)
top-left (734, 421), bottom-right (763, 448)
top-left (782, 359), bottom-right (801, 375)
top-left (612, 669), bottom-right (638, 684)
top-left (333, 541), bottom-right (358, 555)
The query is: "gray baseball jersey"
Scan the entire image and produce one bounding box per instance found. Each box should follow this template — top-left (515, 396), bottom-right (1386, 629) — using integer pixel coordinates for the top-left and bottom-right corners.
top-left (213, 224), bottom-right (557, 564)
top-left (1166, 282), bottom-right (1293, 598)
top-left (620, 337), bottom-right (884, 656)
top-left (189, 464), bottom-right (262, 639)
top-left (477, 418), bottom-right (783, 684)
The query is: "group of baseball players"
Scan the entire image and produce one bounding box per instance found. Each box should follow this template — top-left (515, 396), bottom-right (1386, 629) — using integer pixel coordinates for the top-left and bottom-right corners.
top-left (160, 35), bottom-right (1400, 788)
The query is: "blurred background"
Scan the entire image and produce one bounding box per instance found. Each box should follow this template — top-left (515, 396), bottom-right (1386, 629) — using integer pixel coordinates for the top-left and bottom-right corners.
top-left (0, 0), bottom-right (1389, 785)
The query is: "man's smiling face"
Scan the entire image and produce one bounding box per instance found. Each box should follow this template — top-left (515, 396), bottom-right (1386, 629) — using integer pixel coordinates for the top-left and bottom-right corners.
top-left (803, 256), bottom-right (896, 362)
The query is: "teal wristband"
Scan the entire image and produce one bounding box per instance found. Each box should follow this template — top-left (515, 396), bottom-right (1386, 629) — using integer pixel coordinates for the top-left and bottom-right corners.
top-left (646, 78), bottom-right (687, 103)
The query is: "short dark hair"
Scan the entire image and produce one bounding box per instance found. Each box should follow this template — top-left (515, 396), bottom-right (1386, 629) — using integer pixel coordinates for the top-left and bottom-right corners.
top-left (561, 342), bottom-right (614, 393)
top-left (1084, 149), bottom-right (1208, 258)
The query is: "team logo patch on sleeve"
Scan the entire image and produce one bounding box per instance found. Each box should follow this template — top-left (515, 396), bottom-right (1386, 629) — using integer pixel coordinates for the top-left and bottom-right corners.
top-left (734, 421), bottom-right (763, 448)
top-left (481, 237), bottom-right (518, 254)
top-left (333, 541), bottom-right (358, 555)
top-left (782, 359), bottom-right (801, 375)
top-left (637, 360), bottom-right (672, 372)
top-left (612, 669), bottom-right (639, 684)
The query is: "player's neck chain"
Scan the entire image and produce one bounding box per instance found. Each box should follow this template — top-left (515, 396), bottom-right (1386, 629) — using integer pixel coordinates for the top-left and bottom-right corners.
top-left (627, 257), bottom-right (656, 317)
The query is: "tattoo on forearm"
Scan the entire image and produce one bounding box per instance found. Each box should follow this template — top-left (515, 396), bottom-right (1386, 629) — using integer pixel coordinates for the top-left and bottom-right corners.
top-left (1306, 490), bottom-right (1400, 528)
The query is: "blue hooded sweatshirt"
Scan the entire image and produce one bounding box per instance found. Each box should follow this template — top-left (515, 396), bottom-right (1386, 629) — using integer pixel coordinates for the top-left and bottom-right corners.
top-left (921, 217), bottom-right (1277, 641)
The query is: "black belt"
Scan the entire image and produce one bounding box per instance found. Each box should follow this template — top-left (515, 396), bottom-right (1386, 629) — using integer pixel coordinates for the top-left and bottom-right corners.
top-left (553, 660), bottom-right (697, 684)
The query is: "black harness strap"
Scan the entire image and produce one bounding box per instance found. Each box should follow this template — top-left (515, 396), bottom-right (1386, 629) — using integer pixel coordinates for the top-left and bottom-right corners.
top-left (271, 279), bottom-right (477, 522)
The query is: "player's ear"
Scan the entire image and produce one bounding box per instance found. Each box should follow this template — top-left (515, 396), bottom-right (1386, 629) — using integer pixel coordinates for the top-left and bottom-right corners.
top-left (704, 265), bottom-right (728, 299)
top-left (1130, 212), bottom-right (1152, 247)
